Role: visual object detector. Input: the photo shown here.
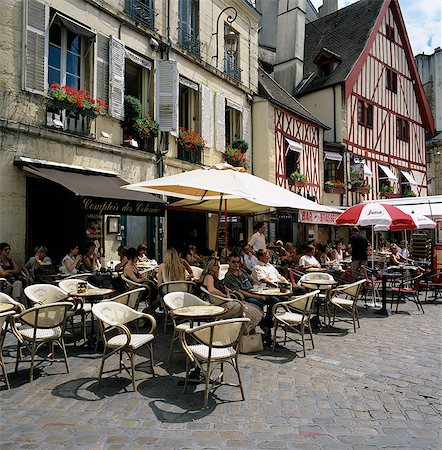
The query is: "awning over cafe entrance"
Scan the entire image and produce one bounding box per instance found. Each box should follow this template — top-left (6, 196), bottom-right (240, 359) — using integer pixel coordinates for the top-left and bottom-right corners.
top-left (15, 157), bottom-right (165, 216)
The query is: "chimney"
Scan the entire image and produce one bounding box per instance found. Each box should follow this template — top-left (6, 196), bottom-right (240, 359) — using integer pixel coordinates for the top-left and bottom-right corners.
top-left (256, 0), bottom-right (278, 50)
top-left (273, 0), bottom-right (306, 94)
top-left (319, 0), bottom-right (338, 17)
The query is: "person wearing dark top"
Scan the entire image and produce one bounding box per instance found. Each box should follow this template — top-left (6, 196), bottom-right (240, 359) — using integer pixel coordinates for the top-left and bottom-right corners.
top-left (0, 242), bottom-right (26, 305)
top-left (348, 227), bottom-right (368, 272)
top-left (223, 254), bottom-right (279, 344)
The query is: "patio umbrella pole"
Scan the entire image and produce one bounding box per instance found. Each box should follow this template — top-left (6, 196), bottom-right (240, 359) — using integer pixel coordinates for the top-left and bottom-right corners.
top-left (224, 198), bottom-right (228, 261)
top-left (215, 195), bottom-right (224, 255)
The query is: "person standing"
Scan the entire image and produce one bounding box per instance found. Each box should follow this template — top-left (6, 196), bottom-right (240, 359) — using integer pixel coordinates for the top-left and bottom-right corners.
top-left (248, 222), bottom-right (266, 252)
top-left (348, 227), bottom-right (368, 272)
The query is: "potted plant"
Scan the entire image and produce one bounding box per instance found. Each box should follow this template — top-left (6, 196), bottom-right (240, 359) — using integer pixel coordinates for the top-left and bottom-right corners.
top-left (123, 95), bottom-right (142, 131)
top-left (177, 127), bottom-right (205, 152)
top-left (402, 188), bottom-right (416, 197)
top-left (324, 180), bottom-right (347, 194)
top-left (351, 180), bottom-right (371, 194)
top-left (380, 184), bottom-right (400, 198)
top-left (132, 115), bottom-right (159, 139)
top-left (223, 145), bottom-right (247, 168)
top-left (231, 139), bottom-right (249, 154)
top-left (288, 171), bottom-right (307, 188)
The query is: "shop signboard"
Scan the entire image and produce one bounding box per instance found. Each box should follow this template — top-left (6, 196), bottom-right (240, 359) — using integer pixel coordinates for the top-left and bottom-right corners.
top-left (82, 198), bottom-right (164, 216)
top-left (299, 210), bottom-right (340, 225)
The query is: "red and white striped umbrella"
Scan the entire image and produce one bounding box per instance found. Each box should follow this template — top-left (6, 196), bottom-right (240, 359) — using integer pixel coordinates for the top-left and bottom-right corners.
top-left (336, 203), bottom-right (416, 231)
top-left (374, 212), bottom-right (436, 231)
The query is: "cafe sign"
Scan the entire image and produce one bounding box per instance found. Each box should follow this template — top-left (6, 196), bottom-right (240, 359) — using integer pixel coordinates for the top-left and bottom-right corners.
top-left (299, 210), bottom-right (340, 225)
top-left (83, 198), bottom-right (164, 216)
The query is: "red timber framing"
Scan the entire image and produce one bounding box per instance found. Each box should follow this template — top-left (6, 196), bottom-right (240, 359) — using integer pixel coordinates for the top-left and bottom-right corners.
top-left (343, 0), bottom-right (432, 205)
top-left (274, 106), bottom-right (320, 200)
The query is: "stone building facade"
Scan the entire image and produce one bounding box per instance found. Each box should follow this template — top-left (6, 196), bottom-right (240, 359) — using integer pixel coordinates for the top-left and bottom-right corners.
top-left (0, 0), bottom-right (260, 264)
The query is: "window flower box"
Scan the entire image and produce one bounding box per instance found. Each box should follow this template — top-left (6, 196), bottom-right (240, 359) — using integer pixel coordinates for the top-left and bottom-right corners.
top-left (288, 171), bottom-right (307, 188)
top-left (381, 192), bottom-right (401, 198)
top-left (325, 180), bottom-right (346, 194)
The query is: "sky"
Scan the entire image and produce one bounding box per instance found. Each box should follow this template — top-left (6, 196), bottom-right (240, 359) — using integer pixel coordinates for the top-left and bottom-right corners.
top-left (310, 0), bottom-right (442, 55)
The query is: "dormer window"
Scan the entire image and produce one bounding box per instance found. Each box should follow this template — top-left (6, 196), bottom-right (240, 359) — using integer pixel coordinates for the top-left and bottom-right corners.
top-left (386, 24), bottom-right (395, 42)
top-left (313, 48), bottom-right (341, 78)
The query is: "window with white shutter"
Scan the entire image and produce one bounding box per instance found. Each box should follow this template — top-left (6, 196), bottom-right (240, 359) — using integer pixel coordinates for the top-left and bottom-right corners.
top-left (242, 107), bottom-right (250, 145)
top-left (22, 0), bottom-right (48, 94)
top-left (201, 85), bottom-right (213, 148)
top-left (156, 60), bottom-right (178, 132)
top-left (109, 37), bottom-right (125, 120)
top-left (215, 93), bottom-right (225, 152)
top-left (94, 33), bottom-right (109, 110)
top-left (225, 105), bottom-right (241, 146)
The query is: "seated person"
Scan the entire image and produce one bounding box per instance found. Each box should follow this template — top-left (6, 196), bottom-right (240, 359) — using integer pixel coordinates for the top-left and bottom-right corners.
top-left (319, 244), bottom-right (333, 264)
top-left (82, 242), bottom-right (101, 273)
top-left (114, 246), bottom-right (128, 271)
top-left (123, 247), bottom-right (158, 309)
top-left (137, 244), bottom-right (149, 262)
top-left (24, 246), bottom-right (52, 283)
top-left (242, 244), bottom-right (259, 272)
top-left (224, 254), bottom-right (278, 342)
top-left (298, 245), bottom-right (321, 269)
top-left (280, 242), bottom-right (296, 265)
top-left (157, 248), bottom-right (193, 284)
top-left (389, 244), bottom-right (406, 265)
top-left (397, 240), bottom-right (411, 260)
top-left (252, 249), bottom-right (290, 287)
top-left (61, 244), bottom-right (82, 276)
top-left (200, 257), bottom-right (245, 320)
top-left (184, 244), bottom-right (203, 266)
top-left (331, 241), bottom-right (344, 264)
top-left (0, 242), bottom-right (26, 305)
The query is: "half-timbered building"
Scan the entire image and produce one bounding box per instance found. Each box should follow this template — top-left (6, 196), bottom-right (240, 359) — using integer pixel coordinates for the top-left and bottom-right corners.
top-left (296, 0), bottom-right (434, 206)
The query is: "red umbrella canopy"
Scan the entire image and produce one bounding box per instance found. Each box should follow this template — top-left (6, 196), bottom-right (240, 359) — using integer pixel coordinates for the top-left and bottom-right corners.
top-left (336, 203), bottom-right (416, 231)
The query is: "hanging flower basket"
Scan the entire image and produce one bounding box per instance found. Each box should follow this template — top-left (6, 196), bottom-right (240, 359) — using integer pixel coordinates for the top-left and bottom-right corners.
top-left (325, 187), bottom-right (345, 194)
top-left (177, 128), bottom-right (205, 152)
top-left (352, 187), bottom-right (370, 194)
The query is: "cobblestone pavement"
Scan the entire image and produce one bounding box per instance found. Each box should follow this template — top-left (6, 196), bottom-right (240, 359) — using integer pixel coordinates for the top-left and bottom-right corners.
top-left (1, 296), bottom-right (441, 449)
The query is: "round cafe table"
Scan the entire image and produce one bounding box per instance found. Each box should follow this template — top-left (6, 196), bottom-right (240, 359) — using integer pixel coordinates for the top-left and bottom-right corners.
top-left (70, 288), bottom-right (114, 348)
top-left (171, 304), bottom-right (226, 327)
top-left (250, 287), bottom-right (292, 297)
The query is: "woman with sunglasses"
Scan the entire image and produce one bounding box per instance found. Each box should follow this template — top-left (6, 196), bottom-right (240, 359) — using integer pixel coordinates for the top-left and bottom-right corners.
top-left (0, 242), bottom-right (26, 305)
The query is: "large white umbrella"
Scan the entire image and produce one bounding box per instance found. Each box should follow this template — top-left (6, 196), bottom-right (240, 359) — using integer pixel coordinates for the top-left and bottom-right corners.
top-left (123, 163), bottom-right (340, 252)
top-left (122, 163), bottom-right (340, 214)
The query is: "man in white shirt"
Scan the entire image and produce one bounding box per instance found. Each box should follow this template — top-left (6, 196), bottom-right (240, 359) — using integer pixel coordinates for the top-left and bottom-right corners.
top-left (248, 222), bottom-right (266, 252)
top-left (397, 240), bottom-right (410, 259)
top-left (298, 245), bottom-right (321, 269)
top-left (242, 244), bottom-right (259, 272)
top-left (252, 249), bottom-right (289, 287)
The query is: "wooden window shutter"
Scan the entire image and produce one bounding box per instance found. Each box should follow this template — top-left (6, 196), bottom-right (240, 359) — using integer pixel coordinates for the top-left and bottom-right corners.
top-left (94, 33), bottom-right (109, 112)
top-left (156, 60), bottom-right (178, 132)
top-left (109, 37), bottom-right (125, 120)
top-left (201, 85), bottom-right (213, 148)
top-left (242, 107), bottom-right (250, 146)
top-left (215, 93), bottom-right (225, 152)
top-left (22, 0), bottom-right (48, 94)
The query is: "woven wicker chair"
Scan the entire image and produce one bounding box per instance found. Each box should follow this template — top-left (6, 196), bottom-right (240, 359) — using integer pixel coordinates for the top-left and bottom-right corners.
top-left (272, 290), bottom-right (319, 356)
top-left (180, 317), bottom-right (250, 408)
top-left (163, 292), bottom-right (209, 362)
top-left (1, 310), bottom-right (16, 389)
top-left (92, 302), bottom-right (156, 390)
top-left (328, 279), bottom-right (366, 332)
top-left (158, 281), bottom-right (196, 333)
top-left (11, 302), bottom-right (73, 382)
top-left (26, 284), bottom-right (85, 343)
